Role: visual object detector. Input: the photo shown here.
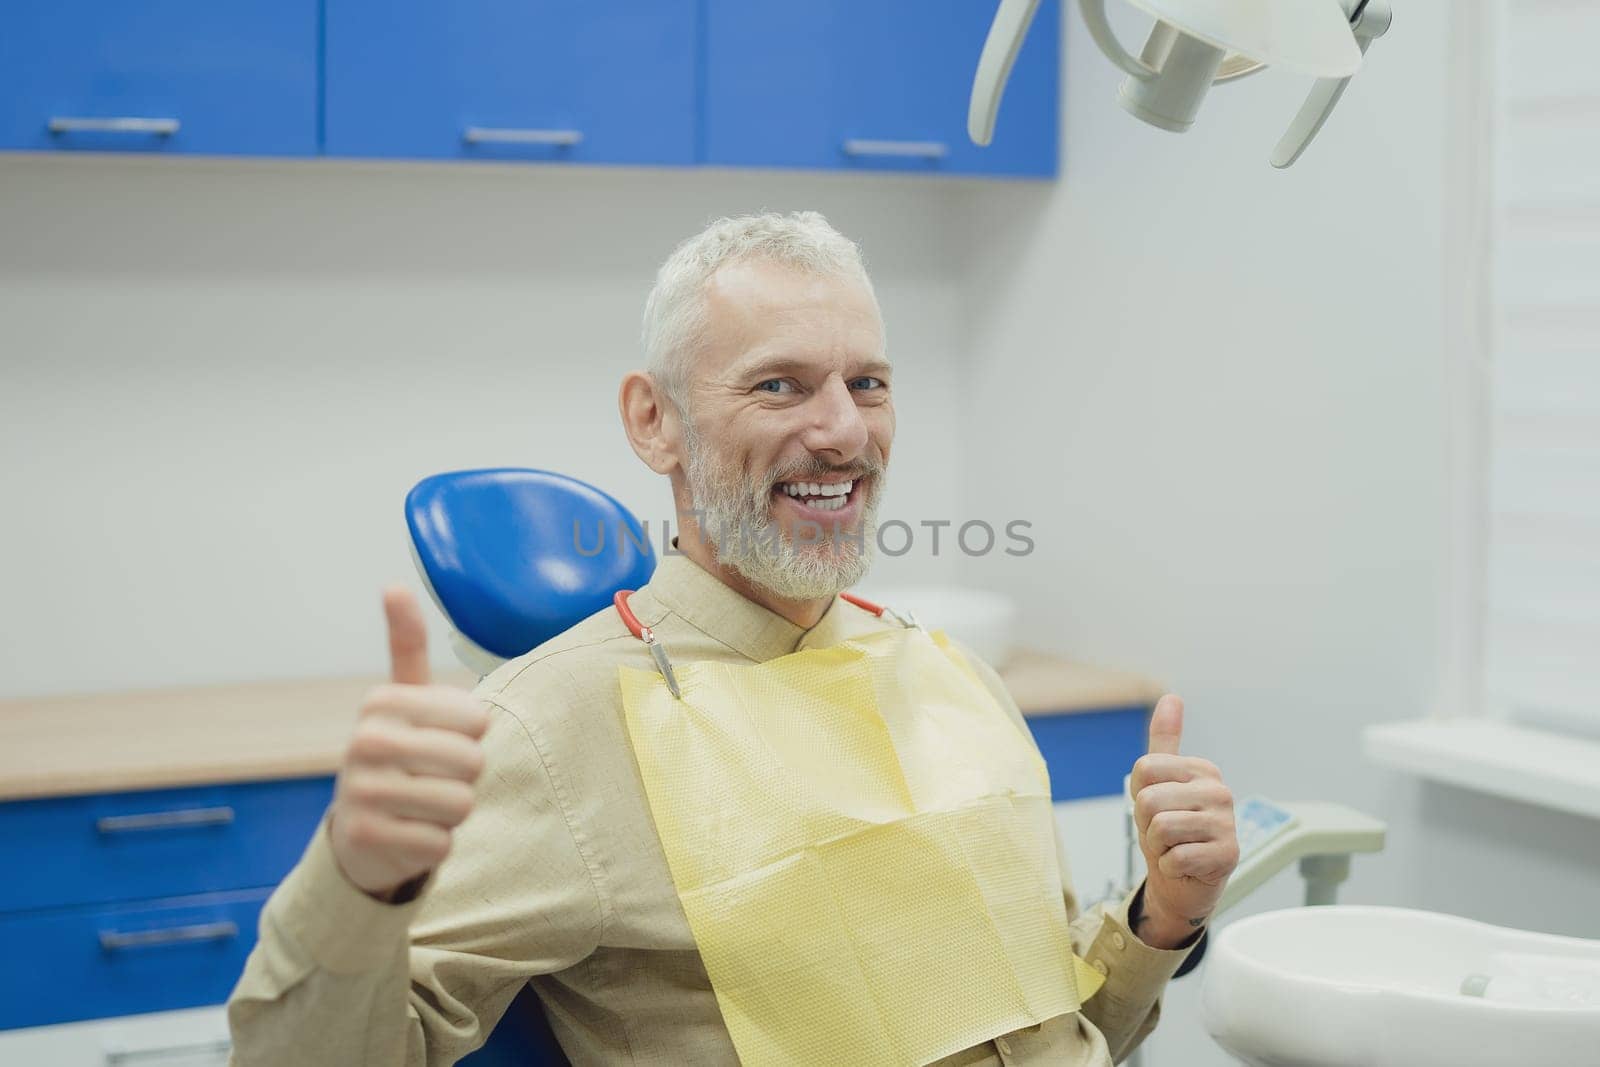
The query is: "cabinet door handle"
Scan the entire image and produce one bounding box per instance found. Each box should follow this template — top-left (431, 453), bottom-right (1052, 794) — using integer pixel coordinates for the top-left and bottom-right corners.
top-left (99, 921), bottom-right (239, 951)
top-left (842, 138), bottom-right (950, 159)
top-left (463, 126), bottom-right (583, 146)
top-left (103, 1038), bottom-right (233, 1065)
top-left (97, 806), bottom-right (235, 833)
top-left (48, 117), bottom-right (180, 136)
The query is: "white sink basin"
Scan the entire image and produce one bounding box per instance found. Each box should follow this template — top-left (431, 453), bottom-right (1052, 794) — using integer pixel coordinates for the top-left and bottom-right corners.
top-left (1203, 906), bottom-right (1600, 1066)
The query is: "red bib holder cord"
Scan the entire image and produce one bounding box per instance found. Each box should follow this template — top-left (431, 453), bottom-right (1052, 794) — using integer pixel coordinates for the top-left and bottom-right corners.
top-left (839, 590), bottom-right (884, 616)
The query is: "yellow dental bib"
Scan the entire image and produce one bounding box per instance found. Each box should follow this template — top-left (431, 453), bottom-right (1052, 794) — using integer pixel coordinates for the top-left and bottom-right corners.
top-left (618, 621), bottom-right (1104, 1066)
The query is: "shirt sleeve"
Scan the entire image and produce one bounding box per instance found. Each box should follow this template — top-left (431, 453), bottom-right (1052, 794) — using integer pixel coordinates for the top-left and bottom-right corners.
top-left (1062, 881), bottom-right (1197, 1062)
top-left (955, 643), bottom-right (1200, 1062)
top-left (226, 674), bottom-right (604, 1067)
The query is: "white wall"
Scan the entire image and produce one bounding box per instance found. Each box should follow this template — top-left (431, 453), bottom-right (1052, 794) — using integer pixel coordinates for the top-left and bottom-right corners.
top-left (0, 157), bottom-right (971, 697)
top-left (954, 4), bottom-right (1600, 1064)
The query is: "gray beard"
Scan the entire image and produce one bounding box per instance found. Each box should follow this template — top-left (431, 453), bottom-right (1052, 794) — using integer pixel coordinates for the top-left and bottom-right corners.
top-left (681, 420), bottom-right (882, 601)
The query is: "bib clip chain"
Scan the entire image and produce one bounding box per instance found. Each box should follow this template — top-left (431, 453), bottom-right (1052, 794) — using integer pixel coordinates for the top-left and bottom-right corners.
top-left (613, 590), bottom-right (683, 700)
top-left (839, 590), bottom-right (920, 630)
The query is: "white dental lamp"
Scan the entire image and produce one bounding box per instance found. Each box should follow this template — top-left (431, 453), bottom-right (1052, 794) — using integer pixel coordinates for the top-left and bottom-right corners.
top-left (970, 0), bottom-right (1394, 168)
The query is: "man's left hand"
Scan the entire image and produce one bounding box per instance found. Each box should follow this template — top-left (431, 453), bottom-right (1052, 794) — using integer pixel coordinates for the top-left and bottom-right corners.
top-left (1129, 694), bottom-right (1240, 949)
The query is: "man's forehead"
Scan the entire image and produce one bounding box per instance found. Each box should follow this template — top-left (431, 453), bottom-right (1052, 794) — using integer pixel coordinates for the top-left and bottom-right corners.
top-left (698, 260), bottom-right (886, 377)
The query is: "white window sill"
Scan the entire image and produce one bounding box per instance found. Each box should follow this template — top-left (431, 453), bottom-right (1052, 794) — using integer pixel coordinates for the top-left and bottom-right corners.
top-left (1364, 719), bottom-right (1600, 821)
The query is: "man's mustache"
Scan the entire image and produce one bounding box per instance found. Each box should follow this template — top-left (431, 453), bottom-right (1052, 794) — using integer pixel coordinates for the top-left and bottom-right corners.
top-left (763, 457), bottom-right (885, 488)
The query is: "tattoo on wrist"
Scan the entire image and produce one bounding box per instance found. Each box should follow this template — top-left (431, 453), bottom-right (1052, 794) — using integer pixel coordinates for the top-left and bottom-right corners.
top-left (1189, 917), bottom-right (1206, 928)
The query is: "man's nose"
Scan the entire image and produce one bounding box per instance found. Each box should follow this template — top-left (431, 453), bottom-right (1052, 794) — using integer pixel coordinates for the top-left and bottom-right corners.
top-left (799, 375), bottom-right (870, 461)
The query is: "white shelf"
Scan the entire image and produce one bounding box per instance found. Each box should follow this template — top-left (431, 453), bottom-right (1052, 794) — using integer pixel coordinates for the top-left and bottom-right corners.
top-left (1364, 719), bottom-right (1600, 821)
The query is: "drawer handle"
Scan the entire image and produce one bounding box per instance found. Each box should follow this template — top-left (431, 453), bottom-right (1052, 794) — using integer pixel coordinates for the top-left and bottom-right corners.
top-left (96, 806), bottom-right (235, 834)
top-left (842, 138), bottom-right (950, 159)
top-left (463, 126), bottom-right (583, 146)
top-left (104, 1038), bottom-right (233, 1065)
top-left (48, 116), bottom-right (181, 136)
top-left (99, 921), bottom-right (239, 951)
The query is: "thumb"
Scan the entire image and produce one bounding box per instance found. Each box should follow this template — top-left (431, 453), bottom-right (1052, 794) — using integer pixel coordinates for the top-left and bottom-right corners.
top-left (383, 586), bottom-right (432, 686)
top-left (1147, 694), bottom-right (1184, 756)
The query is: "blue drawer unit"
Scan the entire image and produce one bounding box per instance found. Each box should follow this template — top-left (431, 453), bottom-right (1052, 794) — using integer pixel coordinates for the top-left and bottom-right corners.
top-left (704, 0), bottom-right (1059, 177)
top-left (0, 0), bottom-right (318, 155)
top-left (1025, 704), bottom-right (1150, 801)
top-left (325, 0), bottom-right (699, 165)
top-left (0, 777), bottom-right (334, 916)
top-left (0, 888), bottom-right (270, 1030)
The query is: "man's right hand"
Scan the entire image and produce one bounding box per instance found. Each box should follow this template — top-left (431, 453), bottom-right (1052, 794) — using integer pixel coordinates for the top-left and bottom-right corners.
top-left (329, 587), bottom-right (490, 900)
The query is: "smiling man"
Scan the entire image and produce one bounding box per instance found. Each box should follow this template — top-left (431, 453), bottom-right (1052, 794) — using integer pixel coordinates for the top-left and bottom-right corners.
top-left (227, 212), bottom-right (1238, 1066)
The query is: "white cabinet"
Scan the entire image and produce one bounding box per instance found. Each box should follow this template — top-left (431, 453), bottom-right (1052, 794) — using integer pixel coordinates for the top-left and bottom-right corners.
top-left (0, 1005), bottom-right (230, 1067)
top-left (1055, 795), bottom-right (1143, 912)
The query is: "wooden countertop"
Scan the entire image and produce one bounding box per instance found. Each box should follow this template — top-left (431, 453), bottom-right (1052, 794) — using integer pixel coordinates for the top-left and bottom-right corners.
top-left (0, 652), bottom-right (1163, 802)
top-left (996, 649), bottom-right (1167, 717)
top-left (0, 668), bottom-right (467, 803)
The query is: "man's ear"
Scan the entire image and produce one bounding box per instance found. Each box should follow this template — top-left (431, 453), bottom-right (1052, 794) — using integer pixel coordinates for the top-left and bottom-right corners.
top-left (619, 371), bottom-right (682, 476)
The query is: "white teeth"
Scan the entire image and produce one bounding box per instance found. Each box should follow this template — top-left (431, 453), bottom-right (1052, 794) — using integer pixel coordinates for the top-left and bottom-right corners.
top-left (779, 479), bottom-right (855, 499)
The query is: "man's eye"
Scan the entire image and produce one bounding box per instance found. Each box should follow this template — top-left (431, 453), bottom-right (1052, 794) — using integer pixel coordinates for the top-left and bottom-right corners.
top-left (756, 379), bottom-right (794, 394)
top-left (850, 376), bottom-right (886, 390)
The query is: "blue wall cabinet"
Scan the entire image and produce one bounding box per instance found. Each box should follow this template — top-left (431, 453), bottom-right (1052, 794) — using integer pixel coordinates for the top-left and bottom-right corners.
top-left (704, 0), bottom-right (1059, 177)
top-left (0, 1), bottom-right (318, 156)
top-left (325, 1), bottom-right (699, 165)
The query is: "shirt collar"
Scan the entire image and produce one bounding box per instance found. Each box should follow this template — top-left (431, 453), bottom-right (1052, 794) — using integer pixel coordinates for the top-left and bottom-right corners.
top-left (643, 551), bottom-right (886, 663)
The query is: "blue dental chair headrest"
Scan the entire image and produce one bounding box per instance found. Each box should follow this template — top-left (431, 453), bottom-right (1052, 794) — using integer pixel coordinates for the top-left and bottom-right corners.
top-left (405, 468), bottom-right (656, 674)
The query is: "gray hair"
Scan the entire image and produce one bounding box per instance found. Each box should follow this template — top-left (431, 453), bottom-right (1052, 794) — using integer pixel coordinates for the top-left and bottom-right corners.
top-left (640, 211), bottom-right (878, 417)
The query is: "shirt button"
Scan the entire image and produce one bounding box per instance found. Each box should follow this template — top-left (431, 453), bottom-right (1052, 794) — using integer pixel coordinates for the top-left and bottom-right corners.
top-left (996, 1037), bottom-right (1012, 1056)
top-left (1092, 958), bottom-right (1109, 976)
top-left (1112, 932), bottom-right (1127, 951)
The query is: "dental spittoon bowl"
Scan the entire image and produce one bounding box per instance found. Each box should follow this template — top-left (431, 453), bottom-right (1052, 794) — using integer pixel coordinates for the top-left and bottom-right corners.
top-left (1202, 906), bottom-right (1600, 1066)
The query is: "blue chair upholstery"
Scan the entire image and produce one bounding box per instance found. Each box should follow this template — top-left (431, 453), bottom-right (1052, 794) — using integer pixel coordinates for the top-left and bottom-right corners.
top-left (406, 468), bottom-right (656, 672)
top-left (405, 468), bottom-right (656, 1065)
top-left (460, 987), bottom-right (570, 1067)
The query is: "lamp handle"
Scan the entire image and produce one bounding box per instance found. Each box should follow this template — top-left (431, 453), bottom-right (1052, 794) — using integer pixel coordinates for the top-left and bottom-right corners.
top-left (1270, 0), bottom-right (1392, 168)
top-left (970, 0), bottom-right (1165, 146)
top-left (968, 0), bottom-right (1043, 146)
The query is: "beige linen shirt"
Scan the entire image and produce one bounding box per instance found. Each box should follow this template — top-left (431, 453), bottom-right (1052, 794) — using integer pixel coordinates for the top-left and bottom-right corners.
top-left (227, 553), bottom-right (1196, 1066)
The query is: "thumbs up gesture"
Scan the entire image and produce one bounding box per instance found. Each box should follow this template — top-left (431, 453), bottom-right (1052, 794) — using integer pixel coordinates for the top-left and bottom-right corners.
top-left (1129, 694), bottom-right (1240, 948)
top-left (328, 587), bottom-right (491, 900)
